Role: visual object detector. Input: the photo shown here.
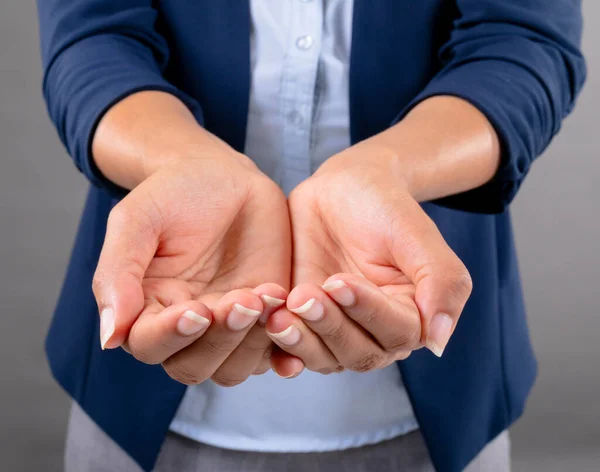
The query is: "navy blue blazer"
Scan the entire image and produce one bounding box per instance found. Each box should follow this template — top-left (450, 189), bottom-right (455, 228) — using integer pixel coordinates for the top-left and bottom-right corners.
top-left (36, 1), bottom-right (586, 471)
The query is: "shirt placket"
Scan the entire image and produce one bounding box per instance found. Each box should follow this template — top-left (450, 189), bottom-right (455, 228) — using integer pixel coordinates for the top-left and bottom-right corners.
top-left (280, 0), bottom-right (323, 195)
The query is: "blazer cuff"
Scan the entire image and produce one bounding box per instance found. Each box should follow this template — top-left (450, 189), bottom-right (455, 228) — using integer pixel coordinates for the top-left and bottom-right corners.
top-left (84, 85), bottom-right (205, 199)
top-left (42, 35), bottom-right (205, 200)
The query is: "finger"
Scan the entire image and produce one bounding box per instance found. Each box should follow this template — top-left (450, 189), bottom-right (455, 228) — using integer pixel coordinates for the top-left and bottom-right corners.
top-left (283, 284), bottom-right (387, 373)
top-left (288, 186), bottom-right (338, 288)
top-left (212, 284), bottom-right (287, 384)
top-left (388, 197), bottom-right (473, 356)
top-left (251, 282), bottom-right (288, 375)
top-left (266, 308), bottom-right (340, 374)
top-left (321, 273), bottom-right (421, 353)
top-left (252, 283), bottom-right (288, 325)
top-left (270, 346), bottom-right (305, 379)
top-left (124, 300), bottom-right (212, 364)
top-left (162, 289), bottom-right (263, 386)
top-left (252, 345), bottom-right (273, 376)
top-left (92, 195), bottom-right (161, 350)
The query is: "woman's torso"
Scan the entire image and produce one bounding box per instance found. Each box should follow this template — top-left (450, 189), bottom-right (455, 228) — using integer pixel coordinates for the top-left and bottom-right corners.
top-left (169, 0), bottom-right (418, 451)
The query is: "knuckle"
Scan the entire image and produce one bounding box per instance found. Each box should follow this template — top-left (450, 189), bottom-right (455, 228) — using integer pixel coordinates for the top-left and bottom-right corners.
top-left (349, 352), bottom-right (384, 373)
top-left (241, 338), bottom-right (270, 355)
top-left (317, 368), bottom-right (335, 375)
top-left (384, 329), bottom-right (419, 352)
top-left (316, 365), bottom-right (344, 375)
top-left (128, 346), bottom-right (159, 365)
top-left (203, 337), bottom-right (238, 358)
top-left (450, 266), bottom-right (473, 299)
top-left (319, 321), bottom-right (347, 345)
top-left (162, 358), bottom-right (204, 386)
top-left (355, 302), bottom-right (379, 325)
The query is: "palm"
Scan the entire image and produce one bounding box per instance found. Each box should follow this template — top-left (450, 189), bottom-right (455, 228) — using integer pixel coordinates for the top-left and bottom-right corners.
top-left (131, 159), bottom-right (291, 313)
top-left (289, 164), bottom-right (415, 300)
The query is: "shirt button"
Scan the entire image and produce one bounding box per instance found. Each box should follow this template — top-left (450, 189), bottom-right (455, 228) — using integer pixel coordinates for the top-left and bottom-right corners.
top-left (288, 110), bottom-right (304, 126)
top-left (295, 35), bottom-right (314, 51)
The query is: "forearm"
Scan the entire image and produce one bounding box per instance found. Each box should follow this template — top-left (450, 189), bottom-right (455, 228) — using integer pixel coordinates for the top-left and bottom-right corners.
top-left (367, 96), bottom-right (501, 203)
top-left (92, 91), bottom-right (241, 189)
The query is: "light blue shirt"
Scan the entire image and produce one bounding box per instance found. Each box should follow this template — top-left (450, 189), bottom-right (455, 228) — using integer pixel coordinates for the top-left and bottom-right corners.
top-left (169, 0), bottom-right (418, 452)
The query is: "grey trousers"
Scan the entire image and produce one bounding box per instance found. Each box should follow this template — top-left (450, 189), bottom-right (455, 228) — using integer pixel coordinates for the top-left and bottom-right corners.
top-left (65, 403), bottom-right (511, 472)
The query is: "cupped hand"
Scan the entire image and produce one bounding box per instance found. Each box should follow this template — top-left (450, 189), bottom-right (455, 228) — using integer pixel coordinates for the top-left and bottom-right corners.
top-left (92, 151), bottom-right (296, 385)
top-left (268, 140), bottom-right (473, 375)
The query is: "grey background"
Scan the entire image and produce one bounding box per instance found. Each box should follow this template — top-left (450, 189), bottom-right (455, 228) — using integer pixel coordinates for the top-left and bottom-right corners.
top-left (0, 1), bottom-right (598, 471)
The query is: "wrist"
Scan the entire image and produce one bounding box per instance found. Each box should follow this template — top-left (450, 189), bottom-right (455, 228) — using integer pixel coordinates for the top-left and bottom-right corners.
top-left (323, 139), bottom-right (415, 197)
top-left (357, 138), bottom-right (419, 198)
top-left (139, 136), bottom-right (255, 184)
top-left (92, 90), bottom-right (257, 189)
top-left (357, 96), bottom-right (501, 202)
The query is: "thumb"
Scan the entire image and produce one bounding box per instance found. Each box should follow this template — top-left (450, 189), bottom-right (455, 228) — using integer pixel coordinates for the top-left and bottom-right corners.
top-left (414, 268), bottom-right (472, 357)
top-left (389, 198), bottom-right (472, 357)
top-left (92, 197), bottom-right (160, 350)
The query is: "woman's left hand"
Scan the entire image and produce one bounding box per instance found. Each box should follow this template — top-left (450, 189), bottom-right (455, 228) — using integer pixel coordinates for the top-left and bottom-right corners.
top-left (267, 274), bottom-right (421, 375)
top-left (267, 140), bottom-right (473, 375)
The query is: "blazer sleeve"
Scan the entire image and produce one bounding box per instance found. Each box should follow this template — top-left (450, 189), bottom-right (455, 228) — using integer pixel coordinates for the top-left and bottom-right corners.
top-left (37, 0), bottom-right (204, 196)
top-left (393, 0), bottom-right (587, 214)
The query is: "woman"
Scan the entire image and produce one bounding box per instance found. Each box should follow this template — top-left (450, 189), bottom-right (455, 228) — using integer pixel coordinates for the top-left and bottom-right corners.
top-left (37, 1), bottom-right (585, 471)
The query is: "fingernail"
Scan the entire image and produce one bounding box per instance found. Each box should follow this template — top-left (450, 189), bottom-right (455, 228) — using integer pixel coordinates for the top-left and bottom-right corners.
top-left (177, 310), bottom-right (210, 336)
top-left (100, 307), bottom-right (115, 350)
top-left (268, 325), bottom-right (301, 346)
top-left (276, 370), bottom-right (302, 379)
top-left (261, 294), bottom-right (285, 308)
top-left (289, 298), bottom-right (324, 321)
top-left (227, 303), bottom-right (261, 331)
top-left (322, 280), bottom-right (355, 307)
top-left (259, 295), bottom-right (286, 324)
top-left (426, 313), bottom-right (453, 357)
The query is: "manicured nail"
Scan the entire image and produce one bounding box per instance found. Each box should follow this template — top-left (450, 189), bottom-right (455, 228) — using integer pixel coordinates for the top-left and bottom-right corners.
top-left (227, 303), bottom-right (261, 331)
top-left (322, 280), bottom-right (355, 307)
top-left (426, 313), bottom-right (453, 357)
top-left (275, 358), bottom-right (305, 379)
top-left (258, 294), bottom-right (286, 324)
top-left (261, 294), bottom-right (285, 308)
top-left (276, 370), bottom-right (302, 379)
top-left (177, 310), bottom-right (210, 336)
top-left (268, 325), bottom-right (301, 346)
top-left (100, 307), bottom-right (115, 350)
top-left (289, 298), bottom-right (324, 321)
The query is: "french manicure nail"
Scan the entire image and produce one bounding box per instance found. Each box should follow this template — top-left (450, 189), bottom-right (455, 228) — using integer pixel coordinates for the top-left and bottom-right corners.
top-left (322, 280), bottom-right (356, 307)
top-left (426, 313), bottom-right (453, 357)
top-left (268, 325), bottom-right (301, 346)
top-left (276, 370), bottom-right (302, 379)
top-left (258, 295), bottom-right (286, 324)
top-left (177, 310), bottom-right (210, 336)
top-left (100, 307), bottom-right (115, 350)
top-left (261, 294), bottom-right (285, 307)
top-left (289, 298), bottom-right (324, 321)
top-left (227, 303), bottom-right (262, 331)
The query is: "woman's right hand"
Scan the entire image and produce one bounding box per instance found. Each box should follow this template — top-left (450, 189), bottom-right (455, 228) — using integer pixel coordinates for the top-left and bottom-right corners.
top-left (92, 149), bottom-right (299, 386)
